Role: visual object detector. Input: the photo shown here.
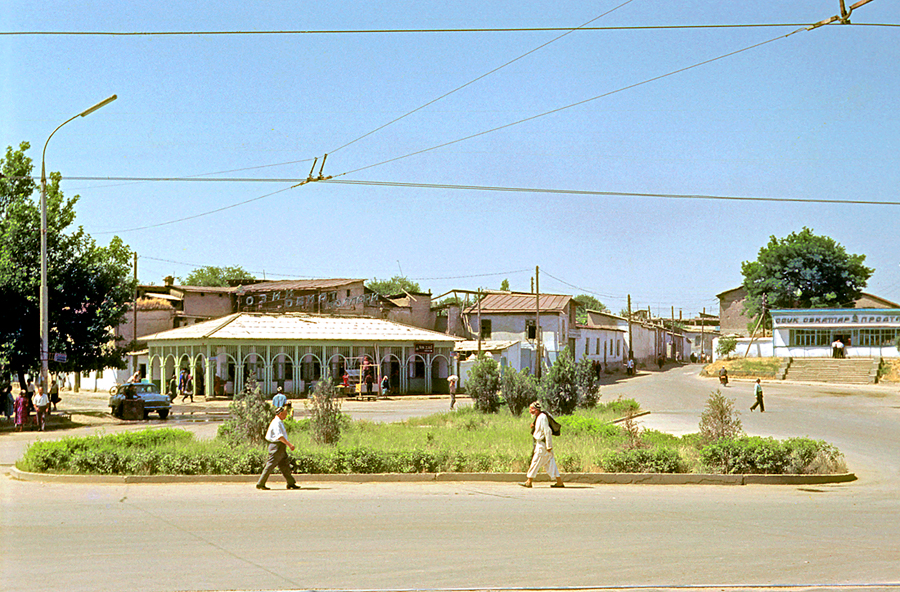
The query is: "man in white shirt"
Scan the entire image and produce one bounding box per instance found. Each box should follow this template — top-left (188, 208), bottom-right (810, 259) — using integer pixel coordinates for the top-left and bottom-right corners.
top-left (256, 403), bottom-right (300, 490)
top-left (33, 386), bottom-right (50, 431)
top-left (520, 401), bottom-right (564, 488)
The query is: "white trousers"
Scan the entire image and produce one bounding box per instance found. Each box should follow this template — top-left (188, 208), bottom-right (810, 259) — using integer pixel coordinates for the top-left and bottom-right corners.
top-left (527, 442), bottom-right (560, 479)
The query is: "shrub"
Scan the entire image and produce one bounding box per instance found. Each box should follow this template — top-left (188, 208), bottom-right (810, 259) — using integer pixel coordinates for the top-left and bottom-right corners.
top-left (467, 355), bottom-right (502, 413)
top-left (540, 347), bottom-right (579, 415)
top-left (217, 374), bottom-right (272, 446)
top-left (308, 374), bottom-right (344, 445)
top-left (700, 437), bottom-right (790, 474)
top-left (575, 356), bottom-right (601, 408)
top-left (559, 415), bottom-right (620, 438)
top-left (501, 366), bottom-right (538, 416)
top-left (602, 448), bottom-right (683, 473)
top-left (698, 390), bottom-right (744, 443)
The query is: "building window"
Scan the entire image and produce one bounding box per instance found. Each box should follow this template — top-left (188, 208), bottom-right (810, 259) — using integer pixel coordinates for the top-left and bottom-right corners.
top-left (526, 320), bottom-right (536, 340)
top-left (856, 328), bottom-right (897, 346)
top-left (585, 338), bottom-right (589, 356)
top-left (789, 329), bottom-right (831, 347)
top-left (480, 319), bottom-right (492, 340)
top-left (595, 339), bottom-right (600, 355)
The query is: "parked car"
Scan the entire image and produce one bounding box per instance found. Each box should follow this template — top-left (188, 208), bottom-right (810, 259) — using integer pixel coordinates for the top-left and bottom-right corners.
top-left (108, 382), bottom-right (171, 419)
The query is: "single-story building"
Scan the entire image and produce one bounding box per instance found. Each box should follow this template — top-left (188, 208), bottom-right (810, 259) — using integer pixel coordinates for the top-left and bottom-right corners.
top-left (142, 312), bottom-right (462, 397)
top-left (771, 308), bottom-right (900, 358)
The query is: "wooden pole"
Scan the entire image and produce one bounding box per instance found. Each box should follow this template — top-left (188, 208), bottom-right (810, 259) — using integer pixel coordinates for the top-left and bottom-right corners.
top-left (535, 265), bottom-right (541, 379)
top-left (133, 252), bottom-right (138, 376)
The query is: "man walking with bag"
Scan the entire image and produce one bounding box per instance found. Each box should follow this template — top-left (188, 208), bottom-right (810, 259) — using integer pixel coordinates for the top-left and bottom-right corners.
top-left (520, 401), bottom-right (564, 488)
top-left (257, 395), bottom-right (300, 490)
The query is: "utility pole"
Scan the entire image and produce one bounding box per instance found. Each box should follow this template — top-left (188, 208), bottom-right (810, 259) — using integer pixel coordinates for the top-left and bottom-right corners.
top-left (133, 252), bottom-right (138, 376)
top-left (477, 288), bottom-right (482, 357)
top-left (535, 265), bottom-right (541, 379)
top-left (627, 294), bottom-right (633, 360)
top-left (671, 306), bottom-right (676, 361)
top-left (701, 307), bottom-right (705, 362)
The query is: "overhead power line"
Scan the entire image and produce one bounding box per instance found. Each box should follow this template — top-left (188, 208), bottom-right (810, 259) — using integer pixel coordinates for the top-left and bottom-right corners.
top-left (3, 23), bottom-right (896, 36)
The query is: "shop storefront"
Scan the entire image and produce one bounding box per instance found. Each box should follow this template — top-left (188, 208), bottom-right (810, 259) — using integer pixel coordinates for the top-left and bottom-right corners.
top-left (771, 308), bottom-right (900, 359)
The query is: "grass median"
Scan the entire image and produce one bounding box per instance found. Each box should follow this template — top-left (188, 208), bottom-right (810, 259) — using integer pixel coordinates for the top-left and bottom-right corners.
top-left (17, 398), bottom-right (846, 476)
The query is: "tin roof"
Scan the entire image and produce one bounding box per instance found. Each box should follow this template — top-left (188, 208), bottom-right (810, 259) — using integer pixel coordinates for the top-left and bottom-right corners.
top-left (235, 279), bottom-right (365, 293)
top-left (465, 292), bottom-right (572, 314)
top-left (454, 340), bottom-right (519, 353)
top-left (142, 312), bottom-right (461, 343)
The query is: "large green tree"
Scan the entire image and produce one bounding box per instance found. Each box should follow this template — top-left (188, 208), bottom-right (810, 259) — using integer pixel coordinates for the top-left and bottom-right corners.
top-left (0, 142), bottom-right (134, 378)
top-left (741, 228), bottom-right (873, 328)
top-left (366, 275), bottom-right (422, 296)
top-left (180, 265), bottom-right (255, 287)
top-left (574, 294), bottom-right (608, 324)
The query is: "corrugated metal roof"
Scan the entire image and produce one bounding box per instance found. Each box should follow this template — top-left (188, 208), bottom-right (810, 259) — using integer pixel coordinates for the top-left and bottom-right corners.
top-left (465, 292), bottom-right (572, 314)
top-left (455, 340), bottom-right (519, 352)
top-left (142, 313), bottom-right (461, 343)
top-left (236, 279), bottom-right (365, 292)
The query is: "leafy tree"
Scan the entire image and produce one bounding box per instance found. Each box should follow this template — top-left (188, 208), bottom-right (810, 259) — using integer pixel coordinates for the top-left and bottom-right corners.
top-left (500, 278), bottom-right (510, 291)
top-left (575, 355), bottom-right (601, 408)
top-left (741, 228), bottom-right (873, 330)
top-left (180, 265), bottom-right (255, 287)
top-left (0, 142), bottom-right (134, 379)
top-left (366, 275), bottom-right (422, 296)
top-left (574, 294), bottom-right (607, 324)
top-left (716, 336), bottom-right (737, 359)
top-left (501, 366), bottom-right (537, 416)
top-left (467, 355), bottom-right (501, 413)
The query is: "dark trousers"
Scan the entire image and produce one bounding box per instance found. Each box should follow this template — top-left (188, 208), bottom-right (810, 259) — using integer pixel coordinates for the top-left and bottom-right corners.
top-left (751, 395), bottom-right (765, 412)
top-left (257, 441), bottom-right (296, 487)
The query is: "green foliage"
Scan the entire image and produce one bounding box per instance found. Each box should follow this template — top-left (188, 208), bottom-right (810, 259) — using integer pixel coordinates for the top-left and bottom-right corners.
top-left (575, 355), bottom-right (601, 408)
top-left (574, 294), bottom-right (607, 324)
top-left (601, 448), bottom-right (684, 473)
top-left (540, 347), bottom-right (579, 415)
top-left (217, 374), bottom-right (272, 446)
top-left (501, 366), bottom-right (537, 416)
top-left (179, 265), bottom-right (255, 287)
top-left (0, 142), bottom-right (134, 374)
top-left (716, 336), bottom-right (737, 359)
top-left (499, 278), bottom-right (510, 291)
top-left (741, 227), bottom-right (873, 329)
top-left (467, 355), bottom-right (502, 413)
top-left (699, 436), bottom-right (846, 474)
top-left (698, 390), bottom-right (744, 443)
top-left (308, 374), bottom-right (345, 444)
top-left (558, 415), bottom-right (621, 438)
top-left (365, 275), bottom-right (422, 296)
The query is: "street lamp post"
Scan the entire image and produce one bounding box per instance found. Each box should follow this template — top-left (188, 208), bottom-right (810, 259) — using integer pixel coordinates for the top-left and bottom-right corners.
top-left (40, 94), bottom-right (117, 390)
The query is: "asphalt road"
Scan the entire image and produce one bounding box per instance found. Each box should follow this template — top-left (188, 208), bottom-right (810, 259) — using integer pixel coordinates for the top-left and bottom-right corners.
top-left (2, 366), bottom-right (899, 592)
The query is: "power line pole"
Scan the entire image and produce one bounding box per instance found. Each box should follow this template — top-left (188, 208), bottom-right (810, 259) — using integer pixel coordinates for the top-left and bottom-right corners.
top-left (627, 294), bottom-right (633, 361)
top-left (535, 265), bottom-right (541, 379)
top-left (133, 252), bottom-right (138, 376)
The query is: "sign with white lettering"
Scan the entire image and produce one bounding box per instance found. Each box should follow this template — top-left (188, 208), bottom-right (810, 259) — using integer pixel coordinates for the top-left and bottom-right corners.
top-left (415, 343), bottom-right (434, 354)
top-left (771, 309), bottom-right (900, 328)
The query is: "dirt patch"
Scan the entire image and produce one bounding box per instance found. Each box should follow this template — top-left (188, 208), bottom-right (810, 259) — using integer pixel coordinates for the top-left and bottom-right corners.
top-left (880, 359), bottom-right (900, 383)
top-left (701, 357), bottom-right (782, 379)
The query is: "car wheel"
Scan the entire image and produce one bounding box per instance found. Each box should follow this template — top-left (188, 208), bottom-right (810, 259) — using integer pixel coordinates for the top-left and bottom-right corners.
top-left (111, 405), bottom-right (121, 418)
top-left (158, 409), bottom-right (169, 420)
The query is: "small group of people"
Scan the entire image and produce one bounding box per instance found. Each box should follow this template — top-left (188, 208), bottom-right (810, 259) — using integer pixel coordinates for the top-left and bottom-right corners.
top-left (831, 338), bottom-right (846, 358)
top-left (6, 375), bottom-right (62, 432)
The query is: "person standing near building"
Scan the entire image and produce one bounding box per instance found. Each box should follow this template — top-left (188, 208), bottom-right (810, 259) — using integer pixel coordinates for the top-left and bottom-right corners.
top-left (257, 397), bottom-right (300, 491)
top-left (520, 401), bottom-right (564, 488)
top-left (750, 378), bottom-right (765, 413)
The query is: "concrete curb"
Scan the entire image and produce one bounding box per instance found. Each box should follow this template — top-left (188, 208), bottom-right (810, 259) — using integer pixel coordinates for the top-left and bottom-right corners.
top-left (8, 467), bottom-right (856, 486)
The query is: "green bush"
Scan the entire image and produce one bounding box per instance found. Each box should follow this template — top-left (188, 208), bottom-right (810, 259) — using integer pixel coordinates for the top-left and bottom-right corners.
top-left (501, 366), bottom-right (538, 416)
top-left (601, 448), bottom-right (683, 473)
top-left (559, 415), bottom-right (621, 438)
top-left (467, 355), bottom-right (502, 413)
top-left (575, 355), bottom-right (601, 408)
top-left (308, 374), bottom-right (345, 445)
top-left (540, 347), bottom-right (579, 415)
top-left (698, 436), bottom-right (844, 474)
top-left (699, 390), bottom-right (744, 443)
top-left (217, 374), bottom-right (272, 446)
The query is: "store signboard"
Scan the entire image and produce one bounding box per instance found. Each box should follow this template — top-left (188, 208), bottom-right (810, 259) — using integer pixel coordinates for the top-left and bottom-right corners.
top-left (414, 343), bottom-right (434, 354)
top-left (771, 309), bottom-right (900, 328)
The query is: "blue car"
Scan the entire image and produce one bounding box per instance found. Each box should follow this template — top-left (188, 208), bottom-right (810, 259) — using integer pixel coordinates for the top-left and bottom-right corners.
top-left (108, 382), bottom-right (171, 419)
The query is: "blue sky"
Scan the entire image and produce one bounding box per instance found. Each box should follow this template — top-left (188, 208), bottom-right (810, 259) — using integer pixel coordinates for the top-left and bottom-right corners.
top-left (3, 1), bottom-right (899, 317)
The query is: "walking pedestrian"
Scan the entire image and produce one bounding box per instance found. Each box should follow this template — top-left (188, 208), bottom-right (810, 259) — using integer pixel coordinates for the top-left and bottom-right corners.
top-left (14, 390), bottom-right (29, 431)
top-left (750, 378), bottom-right (765, 412)
top-left (50, 375), bottom-right (61, 411)
top-left (34, 386), bottom-right (50, 431)
top-left (257, 398), bottom-right (299, 491)
top-left (520, 401), bottom-right (564, 488)
top-left (448, 374), bottom-right (458, 410)
top-left (181, 372), bottom-right (194, 403)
